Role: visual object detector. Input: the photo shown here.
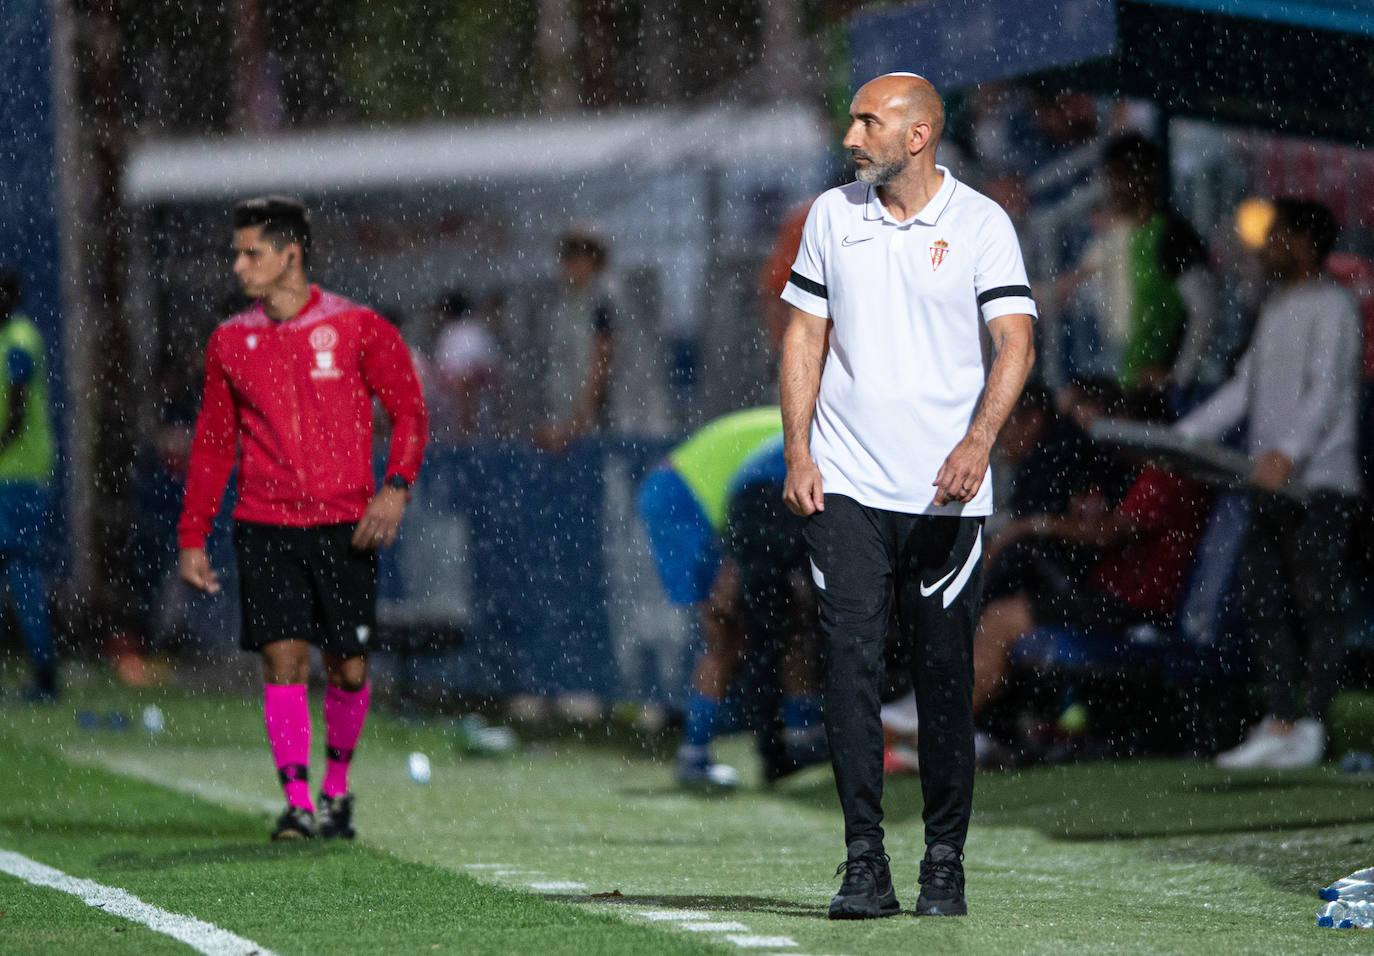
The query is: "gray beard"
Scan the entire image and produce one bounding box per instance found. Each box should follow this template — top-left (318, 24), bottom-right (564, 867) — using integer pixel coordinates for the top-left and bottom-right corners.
top-left (854, 155), bottom-right (906, 186)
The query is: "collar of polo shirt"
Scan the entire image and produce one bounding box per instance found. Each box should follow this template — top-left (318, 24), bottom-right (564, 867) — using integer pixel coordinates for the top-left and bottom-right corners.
top-left (863, 164), bottom-right (958, 227)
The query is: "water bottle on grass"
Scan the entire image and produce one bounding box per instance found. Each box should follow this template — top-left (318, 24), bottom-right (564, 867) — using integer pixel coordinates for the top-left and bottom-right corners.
top-left (1318, 899), bottom-right (1374, 929)
top-left (1320, 867), bottom-right (1374, 902)
top-left (1339, 899), bottom-right (1373, 929)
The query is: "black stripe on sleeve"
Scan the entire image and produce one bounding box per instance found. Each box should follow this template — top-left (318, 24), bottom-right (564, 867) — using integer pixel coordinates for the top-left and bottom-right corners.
top-left (976, 284), bottom-right (1033, 307)
top-left (788, 270), bottom-right (828, 300)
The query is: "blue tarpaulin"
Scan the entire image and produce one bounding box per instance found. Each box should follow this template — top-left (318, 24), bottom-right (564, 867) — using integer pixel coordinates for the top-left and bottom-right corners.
top-left (1145, 0), bottom-right (1374, 37)
top-left (848, 0), bottom-right (1374, 144)
top-left (849, 0), bottom-right (1119, 92)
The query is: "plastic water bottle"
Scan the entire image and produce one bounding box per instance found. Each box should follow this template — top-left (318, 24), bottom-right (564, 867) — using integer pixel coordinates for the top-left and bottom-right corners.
top-left (1320, 867), bottom-right (1374, 902)
top-left (1319, 900), bottom-right (1347, 928)
top-left (1325, 881), bottom-right (1374, 904)
top-left (1335, 899), bottom-right (1374, 929)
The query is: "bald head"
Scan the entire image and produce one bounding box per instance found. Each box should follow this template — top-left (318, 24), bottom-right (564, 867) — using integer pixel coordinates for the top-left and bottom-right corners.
top-left (844, 73), bottom-right (946, 190)
top-left (858, 73), bottom-right (946, 146)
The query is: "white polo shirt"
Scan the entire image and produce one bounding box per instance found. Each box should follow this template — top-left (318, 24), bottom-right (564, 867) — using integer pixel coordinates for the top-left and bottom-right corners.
top-left (781, 168), bottom-right (1036, 516)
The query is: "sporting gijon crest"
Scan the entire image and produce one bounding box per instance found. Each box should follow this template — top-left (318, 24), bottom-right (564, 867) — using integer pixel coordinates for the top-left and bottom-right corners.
top-left (930, 239), bottom-right (950, 271)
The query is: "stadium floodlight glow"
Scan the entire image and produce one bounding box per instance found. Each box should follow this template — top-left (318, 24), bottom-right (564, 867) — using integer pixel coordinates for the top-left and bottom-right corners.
top-left (1235, 197), bottom-right (1276, 250)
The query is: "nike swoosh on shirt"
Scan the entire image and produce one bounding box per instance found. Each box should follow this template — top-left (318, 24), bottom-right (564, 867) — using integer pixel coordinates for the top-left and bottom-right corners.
top-left (841, 235), bottom-right (873, 246)
top-left (919, 566), bottom-right (957, 598)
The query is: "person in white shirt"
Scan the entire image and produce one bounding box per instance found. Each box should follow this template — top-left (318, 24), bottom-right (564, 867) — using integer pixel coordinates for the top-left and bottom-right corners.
top-left (1177, 198), bottom-right (1361, 770)
top-left (781, 72), bottom-right (1035, 920)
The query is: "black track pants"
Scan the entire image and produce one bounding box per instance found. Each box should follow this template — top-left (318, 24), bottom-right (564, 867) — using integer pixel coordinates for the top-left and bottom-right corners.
top-left (805, 494), bottom-right (984, 855)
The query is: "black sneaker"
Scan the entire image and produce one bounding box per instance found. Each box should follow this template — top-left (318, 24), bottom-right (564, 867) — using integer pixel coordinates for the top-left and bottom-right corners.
top-left (271, 805), bottom-right (317, 841)
top-left (317, 792), bottom-right (355, 839)
top-left (914, 843), bottom-right (967, 916)
top-left (828, 845), bottom-right (901, 919)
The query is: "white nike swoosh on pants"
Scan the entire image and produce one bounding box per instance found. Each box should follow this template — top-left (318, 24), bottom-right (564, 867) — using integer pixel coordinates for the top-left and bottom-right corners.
top-left (919, 566), bottom-right (957, 598)
top-left (941, 527), bottom-right (983, 609)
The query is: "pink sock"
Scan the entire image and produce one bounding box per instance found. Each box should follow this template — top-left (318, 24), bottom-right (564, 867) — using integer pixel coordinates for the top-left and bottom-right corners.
top-left (264, 684), bottom-right (313, 811)
top-left (323, 682), bottom-right (371, 798)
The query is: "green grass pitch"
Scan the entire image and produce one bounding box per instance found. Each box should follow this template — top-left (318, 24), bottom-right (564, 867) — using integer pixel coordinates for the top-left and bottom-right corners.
top-left (2, 675), bottom-right (1373, 954)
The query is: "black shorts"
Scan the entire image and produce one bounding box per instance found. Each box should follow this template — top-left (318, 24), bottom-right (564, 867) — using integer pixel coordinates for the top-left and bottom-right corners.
top-left (233, 521), bottom-right (378, 656)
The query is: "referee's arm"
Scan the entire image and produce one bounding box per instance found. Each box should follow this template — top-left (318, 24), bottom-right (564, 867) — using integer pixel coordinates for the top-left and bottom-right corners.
top-left (932, 312), bottom-right (1035, 506)
top-left (780, 306), bottom-right (829, 516)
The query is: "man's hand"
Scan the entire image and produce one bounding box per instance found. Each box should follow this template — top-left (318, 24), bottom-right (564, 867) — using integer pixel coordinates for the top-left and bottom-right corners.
top-left (351, 486), bottom-right (408, 549)
top-left (933, 435), bottom-right (991, 506)
top-left (1251, 450), bottom-right (1294, 492)
top-left (178, 547), bottom-right (221, 594)
top-left (783, 457), bottom-right (825, 516)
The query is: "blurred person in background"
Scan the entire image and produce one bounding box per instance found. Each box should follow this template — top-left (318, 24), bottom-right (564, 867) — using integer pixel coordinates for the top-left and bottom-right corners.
top-left (1177, 198), bottom-right (1361, 770)
top-left (431, 289), bottom-right (504, 444)
top-left (178, 196), bottom-right (428, 840)
top-left (121, 414), bottom-right (195, 687)
top-left (988, 378), bottom-right (1132, 566)
top-left (0, 269), bottom-right (57, 703)
top-left (973, 454), bottom-right (1212, 752)
top-left (507, 228), bottom-right (620, 723)
top-left (1075, 134), bottom-right (1215, 395)
top-left (637, 406), bottom-right (824, 790)
top-left (534, 229), bottom-right (615, 455)
top-left (757, 201), bottom-right (814, 356)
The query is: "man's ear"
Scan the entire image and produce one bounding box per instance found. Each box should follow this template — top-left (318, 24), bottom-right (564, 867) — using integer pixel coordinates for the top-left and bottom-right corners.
top-left (908, 120), bottom-right (932, 155)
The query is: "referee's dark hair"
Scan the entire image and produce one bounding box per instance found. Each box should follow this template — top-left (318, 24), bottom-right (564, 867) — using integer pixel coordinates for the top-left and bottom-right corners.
top-left (232, 195), bottom-right (313, 268)
top-left (1271, 197), bottom-right (1339, 263)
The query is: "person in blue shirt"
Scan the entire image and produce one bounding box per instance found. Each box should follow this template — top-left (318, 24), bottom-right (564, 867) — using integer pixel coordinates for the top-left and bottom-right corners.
top-left (638, 407), bottom-right (825, 788)
top-left (0, 269), bottom-right (57, 702)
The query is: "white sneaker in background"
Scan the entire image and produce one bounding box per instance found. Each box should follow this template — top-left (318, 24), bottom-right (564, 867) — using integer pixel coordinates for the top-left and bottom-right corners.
top-left (1216, 718), bottom-right (1289, 769)
top-left (1268, 718), bottom-right (1325, 769)
top-left (675, 745), bottom-right (740, 790)
top-left (553, 692), bottom-right (604, 723)
top-left (506, 694), bottom-right (550, 722)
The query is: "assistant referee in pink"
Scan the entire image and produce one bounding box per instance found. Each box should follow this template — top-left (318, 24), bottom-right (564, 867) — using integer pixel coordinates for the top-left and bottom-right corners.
top-left (781, 73), bottom-right (1035, 919)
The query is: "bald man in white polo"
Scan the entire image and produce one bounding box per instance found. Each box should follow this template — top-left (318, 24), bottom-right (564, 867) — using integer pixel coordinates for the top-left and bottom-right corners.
top-left (781, 73), bottom-right (1035, 919)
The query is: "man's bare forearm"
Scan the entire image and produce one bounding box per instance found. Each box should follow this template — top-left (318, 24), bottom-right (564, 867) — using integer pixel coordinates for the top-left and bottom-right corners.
top-left (780, 309), bottom-right (827, 466)
top-left (967, 315), bottom-right (1035, 452)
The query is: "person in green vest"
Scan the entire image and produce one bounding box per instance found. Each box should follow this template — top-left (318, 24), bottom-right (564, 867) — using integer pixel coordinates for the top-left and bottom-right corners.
top-left (1100, 134), bottom-right (1214, 393)
top-left (0, 270), bottom-right (57, 702)
top-left (637, 406), bottom-right (824, 789)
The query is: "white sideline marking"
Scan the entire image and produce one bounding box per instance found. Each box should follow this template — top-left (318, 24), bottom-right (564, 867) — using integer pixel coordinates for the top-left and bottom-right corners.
top-left (680, 921), bottom-right (749, 932)
top-left (77, 758), bottom-right (831, 954)
top-left (0, 849), bottom-right (276, 956)
top-left (727, 936), bottom-right (798, 949)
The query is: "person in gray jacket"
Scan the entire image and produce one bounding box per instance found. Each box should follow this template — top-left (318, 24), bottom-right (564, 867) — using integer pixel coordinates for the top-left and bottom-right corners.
top-left (1176, 198), bottom-right (1361, 769)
